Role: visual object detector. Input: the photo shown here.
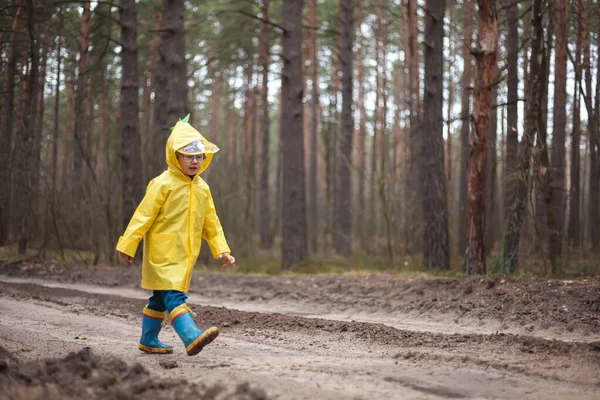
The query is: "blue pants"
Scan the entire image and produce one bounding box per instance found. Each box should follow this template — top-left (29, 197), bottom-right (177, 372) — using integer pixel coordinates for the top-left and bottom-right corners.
top-left (147, 290), bottom-right (188, 313)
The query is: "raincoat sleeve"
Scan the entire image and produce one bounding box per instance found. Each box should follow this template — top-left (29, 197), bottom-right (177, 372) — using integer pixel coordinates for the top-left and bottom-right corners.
top-left (116, 180), bottom-right (169, 258)
top-left (202, 188), bottom-right (231, 258)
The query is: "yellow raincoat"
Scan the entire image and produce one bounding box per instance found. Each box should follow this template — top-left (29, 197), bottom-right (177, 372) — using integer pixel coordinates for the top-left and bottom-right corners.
top-left (116, 121), bottom-right (230, 293)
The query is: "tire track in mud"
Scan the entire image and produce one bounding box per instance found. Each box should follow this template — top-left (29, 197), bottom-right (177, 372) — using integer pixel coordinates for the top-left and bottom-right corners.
top-left (2, 275), bottom-right (598, 344)
top-left (1, 280), bottom-right (599, 399)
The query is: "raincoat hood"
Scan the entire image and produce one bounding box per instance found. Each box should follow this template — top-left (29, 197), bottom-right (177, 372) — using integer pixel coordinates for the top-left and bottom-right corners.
top-left (166, 121), bottom-right (220, 177)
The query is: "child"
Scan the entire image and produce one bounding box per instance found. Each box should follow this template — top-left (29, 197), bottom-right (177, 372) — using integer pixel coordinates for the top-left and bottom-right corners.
top-left (116, 117), bottom-right (235, 356)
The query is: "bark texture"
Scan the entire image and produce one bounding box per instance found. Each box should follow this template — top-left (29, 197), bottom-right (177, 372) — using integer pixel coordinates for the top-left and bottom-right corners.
top-left (120, 0), bottom-right (143, 231)
top-left (420, 0), bottom-right (450, 269)
top-left (281, 0), bottom-right (307, 268)
top-left (333, 0), bottom-right (354, 256)
top-left (466, 0), bottom-right (497, 275)
top-left (503, 0), bottom-right (545, 273)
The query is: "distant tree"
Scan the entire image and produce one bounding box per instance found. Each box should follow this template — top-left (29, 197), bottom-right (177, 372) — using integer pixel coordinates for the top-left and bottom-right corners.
top-left (485, 86), bottom-right (497, 257)
top-left (406, 0), bottom-right (422, 254)
top-left (73, 0), bottom-right (90, 173)
top-left (504, 0), bottom-right (519, 231)
top-left (590, 1), bottom-right (600, 252)
top-left (550, 0), bottom-right (567, 253)
top-left (308, 0), bottom-right (319, 253)
top-left (259, 0), bottom-right (273, 250)
top-left (568, 0), bottom-right (583, 246)
top-left (457, 0), bottom-right (473, 257)
top-left (420, 0), bottom-right (449, 269)
top-left (333, 0), bottom-right (354, 256)
top-left (280, 0), bottom-right (307, 268)
top-left (503, 0), bottom-right (545, 273)
top-left (355, 0), bottom-right (367, 251)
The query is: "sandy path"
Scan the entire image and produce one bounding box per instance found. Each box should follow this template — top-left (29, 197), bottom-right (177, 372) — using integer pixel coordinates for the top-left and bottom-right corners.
top-left (1, 275), bottom-right (596, 344)
top-left (1, 281), bottom-right (598, 399)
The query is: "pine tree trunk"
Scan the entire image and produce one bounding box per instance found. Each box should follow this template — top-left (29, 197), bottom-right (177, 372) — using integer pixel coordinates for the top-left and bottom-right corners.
top-left (356, 0), bottom-right (367, 251)
top-left (568, 0), bottom-right (583, 246)
top-left (503, 0), bottom-right (545, 274)
top-left (485, 86), bottom-right (497, 258)
top-left (590, 0), bottom-right (600, 252)
top-left (420, 0), bottom-right (450, 269)
top-left (50, 12), bottom-right (63, 190)
top-left (259, 0), bottom-right (273, 249)
top-left (13, 0), bottom-right (39, 254)
top-left (73, 0), bottom-right (91, 174)
top-left (581, 0), bottom-right (597, 250)
top-left (533, 6), bottom-right (554, 256)
top-left (307, 0), bottom-right (319, 253)
top-left (280, 0), bottom-right (307, 268)
top-left (120, 0), bottom-right (143, 233)
top-left (333, 0), bottom-right (354, 256)
top-left (505, 0), bottom-right (519, 234)
top-left (466, 0), bottom-right (497, 275)
top-left (550, 0), bottom-right (567, 255)
top-left (243, 53), bottom-right (255, 258)
top-left (406, 0), bottom-right (422, 254)
top-left (150, 9), bottom-right (167, 178)
top-left (445, 0), bottom-right (454, 216)
top-left (0, 6), bottom-right (23, 245)
top-left (458, 0), bottom-right (473, 257)
top-left (164, 0), bottom-right (187, 123)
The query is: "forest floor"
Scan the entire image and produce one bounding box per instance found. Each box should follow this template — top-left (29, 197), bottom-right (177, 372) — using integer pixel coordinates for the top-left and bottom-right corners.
top-left (0, 261), bottom-right (599, 399)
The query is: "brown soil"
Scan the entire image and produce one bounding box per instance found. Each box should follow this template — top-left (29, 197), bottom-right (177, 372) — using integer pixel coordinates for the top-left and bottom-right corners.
top-left (0, 347), bottom-right (267, 400)
top-left (0, 261), bottom-right (599, 399)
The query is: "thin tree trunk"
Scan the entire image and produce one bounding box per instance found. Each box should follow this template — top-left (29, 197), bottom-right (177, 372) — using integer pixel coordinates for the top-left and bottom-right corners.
top-left (333, 0), bottom-right (354, 256)
top-left (259, 0), bottom-right (273, 249)
top-left (568, 0), bottom-right (583, 247)
top-left (445, 0), bottom-right (455, 223)
top-left (458, 0), bottom-right (473, 257)
top-left (150, 9), bottom-right (167, 178)
top-left (243, 52), bottom-right (255, 258)
top-left (356, 0), bottom-right (367, 252)
top-left (420, 0), bottom-right (450, 269)
top-left (0, 6), bottom-right (23, 245)
top-left (280, 0), bottom-right (307, 268)
top-left (13, 0), bottom-right (39, 254)
top-left (406, 0), bottom-right (422, 254)
top-left (308, 0), bottom-right (319, 253)
top-left (550, 0), bottom-right (567, 256)
top-left (590, 0), bottom-right (600, 252)
top-left (120, 0), bottom-right (143, 232)
top-left (485, 86), bottom-right (497, 257)
top-left (73, 0), bottom-right (91, 173)
top-left (165, 0), bottom-right (188, 123)
top-left (466, 0), bottom-right (497, 275)
top-left (505, 0), bottom-right (519, 234)
top-left (503, 0), bottom-right (545, 274)
top-left (50, 12), bottom-right (63, 191)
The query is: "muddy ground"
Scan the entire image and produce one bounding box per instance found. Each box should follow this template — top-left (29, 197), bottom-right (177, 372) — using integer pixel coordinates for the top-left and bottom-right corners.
top-left (0, 261), bottom-right (598, 399)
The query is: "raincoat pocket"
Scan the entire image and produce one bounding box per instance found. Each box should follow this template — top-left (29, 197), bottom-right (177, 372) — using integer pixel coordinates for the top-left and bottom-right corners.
top-left (148, 233), bottom-right (176, 265)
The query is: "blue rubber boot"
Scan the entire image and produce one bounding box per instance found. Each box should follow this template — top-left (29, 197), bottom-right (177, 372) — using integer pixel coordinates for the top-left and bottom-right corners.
top-left (170, 304), bottom-right (219, 356)
top-left (138, 306), bottom-right (173, 354)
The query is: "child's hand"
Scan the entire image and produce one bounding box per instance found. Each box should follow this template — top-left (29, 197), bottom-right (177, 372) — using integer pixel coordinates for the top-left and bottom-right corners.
top-left (218, 253), bottom-right (235, 267)
top-left (119, 251), bottom-right (133, 264)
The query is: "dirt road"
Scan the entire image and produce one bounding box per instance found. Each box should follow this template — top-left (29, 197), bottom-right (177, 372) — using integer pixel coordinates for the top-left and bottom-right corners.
top-left (0, 263), bottom-right (598, 399)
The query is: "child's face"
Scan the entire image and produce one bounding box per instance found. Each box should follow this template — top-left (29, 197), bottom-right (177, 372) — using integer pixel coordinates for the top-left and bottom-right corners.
top-left (177, 154), bottom-right (206, 176)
